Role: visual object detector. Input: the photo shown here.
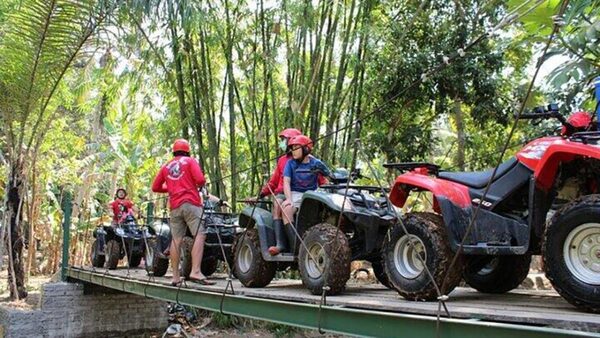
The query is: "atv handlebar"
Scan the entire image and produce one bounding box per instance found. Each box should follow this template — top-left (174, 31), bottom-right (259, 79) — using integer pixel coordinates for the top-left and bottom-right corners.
top-left (518, 103), bottom-right (576, 134)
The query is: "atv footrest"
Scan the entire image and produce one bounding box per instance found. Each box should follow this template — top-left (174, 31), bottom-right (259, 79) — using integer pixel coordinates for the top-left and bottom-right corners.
top-left (263, 252), bottom-right (295, 262)
top-left (383, 162), bottom-right (440, 175)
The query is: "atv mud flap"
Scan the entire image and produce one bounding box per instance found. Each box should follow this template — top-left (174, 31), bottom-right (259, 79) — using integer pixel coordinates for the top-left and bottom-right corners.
top-left (438, 198), bottom-right (530, 255)
top-left (344, 212), bottom-right (396, 254)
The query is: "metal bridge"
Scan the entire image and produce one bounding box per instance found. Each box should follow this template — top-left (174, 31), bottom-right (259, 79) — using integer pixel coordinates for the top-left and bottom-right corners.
top-left (64, 266), bottom-right (600, 338)
top-left (59, 196), bottom-right (600, 338)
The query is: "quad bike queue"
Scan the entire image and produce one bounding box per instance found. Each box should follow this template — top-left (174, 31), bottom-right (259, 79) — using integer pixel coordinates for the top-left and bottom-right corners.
top-left (91, 104), bottom-right (600, 313)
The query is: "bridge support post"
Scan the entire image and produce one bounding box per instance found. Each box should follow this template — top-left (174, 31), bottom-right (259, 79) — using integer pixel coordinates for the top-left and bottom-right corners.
top-left (61, 191), bottom-right (72, 282)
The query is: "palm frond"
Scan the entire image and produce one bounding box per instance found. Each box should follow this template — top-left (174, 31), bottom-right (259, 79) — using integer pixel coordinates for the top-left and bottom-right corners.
top-left (0, 0), bottom-right (115, 153)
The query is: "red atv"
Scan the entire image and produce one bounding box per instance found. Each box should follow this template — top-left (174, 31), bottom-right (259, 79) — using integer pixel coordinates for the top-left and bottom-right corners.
top-left (383, 104), bottom-right (600, 312)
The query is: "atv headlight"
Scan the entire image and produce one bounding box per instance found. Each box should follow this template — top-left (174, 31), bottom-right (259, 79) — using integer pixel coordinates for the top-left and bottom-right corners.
top-left (115, 228), bottom-right (125, 236)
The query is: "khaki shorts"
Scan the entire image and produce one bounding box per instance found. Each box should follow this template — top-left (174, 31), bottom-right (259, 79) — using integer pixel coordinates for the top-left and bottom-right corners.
top-left (290, 191), bottom-right (304, 209)
top-left (170, 203), bottom-right (206, 239)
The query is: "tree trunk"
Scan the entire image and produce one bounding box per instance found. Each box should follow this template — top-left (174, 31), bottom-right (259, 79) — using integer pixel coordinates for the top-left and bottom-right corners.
top-left (6, 163), bottom-right (27, 299)
top-left (167, 0), bottom-right (189, 139)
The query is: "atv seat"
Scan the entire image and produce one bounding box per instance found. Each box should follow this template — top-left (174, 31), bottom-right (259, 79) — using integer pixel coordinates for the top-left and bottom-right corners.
top-left (438, 157), bottom-right (518, 189)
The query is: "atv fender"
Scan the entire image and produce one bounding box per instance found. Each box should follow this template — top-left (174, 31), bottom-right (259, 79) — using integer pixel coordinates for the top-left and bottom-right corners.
top-left (534, 143), bottom-right (600, 191)
top-left (239, 206), bottom-right (276, 260)
top-left (148, 221), bottom-right (172, 254)
top-left (298, 191), bottom-right (392, 254)
top-left (296, 191), bottom-right (351, 231)
top-left (389, 172), bottom-right (471, 210)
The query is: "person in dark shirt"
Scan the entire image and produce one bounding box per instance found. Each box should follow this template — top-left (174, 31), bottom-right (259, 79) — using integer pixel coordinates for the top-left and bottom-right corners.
top-left (276, 135), bottom-right (331, 255)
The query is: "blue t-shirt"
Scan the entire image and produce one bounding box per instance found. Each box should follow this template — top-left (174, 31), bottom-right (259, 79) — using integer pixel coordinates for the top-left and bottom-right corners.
top-left (283, 156), bottom-right (331, 192)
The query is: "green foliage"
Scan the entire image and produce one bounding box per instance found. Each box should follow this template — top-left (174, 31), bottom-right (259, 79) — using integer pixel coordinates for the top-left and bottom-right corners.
top-left (266, 322), bottom-right (299, 338)
top-left (211, 312), bottom-right (242, 329)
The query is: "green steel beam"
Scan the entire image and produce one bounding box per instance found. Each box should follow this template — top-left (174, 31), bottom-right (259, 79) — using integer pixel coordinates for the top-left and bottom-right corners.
top-left (146, 201), bottom-right (154, 226)
top-left (60, 192), bottom-right (72, 282)
top-left (65, 268), bottom-right (599, 338)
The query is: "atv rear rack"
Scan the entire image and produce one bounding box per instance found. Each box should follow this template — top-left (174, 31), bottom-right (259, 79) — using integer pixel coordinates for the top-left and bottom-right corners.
top-left (383, 162), bottom-right (440, 175)
top-left (569, 131), bottom-right (600, 144)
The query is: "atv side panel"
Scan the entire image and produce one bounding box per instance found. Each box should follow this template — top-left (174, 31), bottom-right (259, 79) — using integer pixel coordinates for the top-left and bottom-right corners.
top-left (239, 206), bottom-right (288, 261)
top-left (437, 197), bottom-right (529, 255)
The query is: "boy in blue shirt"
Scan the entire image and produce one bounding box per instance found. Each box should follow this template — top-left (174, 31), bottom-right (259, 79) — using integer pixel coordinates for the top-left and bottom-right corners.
top-left (275, 135), bottom-right (331, 255)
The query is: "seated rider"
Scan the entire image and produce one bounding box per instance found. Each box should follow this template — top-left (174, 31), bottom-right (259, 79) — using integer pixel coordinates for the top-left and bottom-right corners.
top-left (201, 186), bottom-right (231, 210)
top-left (108, 188), bottom-right (138, 225)
top-left (254, 128), bottom-right (326, 255)
top-left (274, 135), bottom-right (331, 255)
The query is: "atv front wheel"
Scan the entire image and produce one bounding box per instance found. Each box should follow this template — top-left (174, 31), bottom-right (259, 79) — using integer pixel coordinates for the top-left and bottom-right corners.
top-left (233, 228), bottom-right (276, 287)
top-left (298, 223), bottom-right (351, 295)
top-left (105, 240), bottom-right (121, 270)
top-left (544, 195), bottom-right (600, 313)
top-left (145, 238), bottom-right (169, 277)
top-left (91, 240), bottom-right (105, 268)
top-left (383, 212), bottom-right (461, 300)
top-left (463, 254), bottom-right (531, 293)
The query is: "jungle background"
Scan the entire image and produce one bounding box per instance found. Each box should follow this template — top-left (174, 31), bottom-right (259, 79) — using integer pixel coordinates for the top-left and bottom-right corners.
top-left (0, 0), bottom-right (598, 301)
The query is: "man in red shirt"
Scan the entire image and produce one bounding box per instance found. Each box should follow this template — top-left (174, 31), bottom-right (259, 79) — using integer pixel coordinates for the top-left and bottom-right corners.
top-left (108, 188), bottom-right (137, 225)
top-left (151, 139), bottom-right (214, 285)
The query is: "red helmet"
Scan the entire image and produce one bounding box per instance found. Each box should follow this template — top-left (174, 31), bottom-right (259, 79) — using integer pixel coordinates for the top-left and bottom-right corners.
top-left (173, 139), bottom-right (191, 153)
top-left (278, 128), bottom-right (302, 139)
top-left (562, 111), bottom-right (592, 135)
top-left (288, 135), bottom-right (313, 152)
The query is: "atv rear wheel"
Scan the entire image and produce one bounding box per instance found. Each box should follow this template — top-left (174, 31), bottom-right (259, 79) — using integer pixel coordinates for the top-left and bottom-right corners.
top-left (383, 212), bottom-right (461, 300)
top-left (544, 195), bottom-right (600, 313)
top-left (128, 253), bottom-right (143, 268)
top-left (371, 259), bottom-right (392, 289)
top-left (463, 254), bottom-right (531, 293)
top-left (91, 240), bottom-right (105, 268)
top-left (233, 228), bottom-right (276, 287)
top-left (180, 236), bottom-right (194, 279)
top-left (145, 238), bottom-right (169, 277)
top-left (201, 257), bottom-right (219, 277)
top-left (105, 240), bottom-right (121, 270)
top-left (298, 223), bottom-right (351, 295)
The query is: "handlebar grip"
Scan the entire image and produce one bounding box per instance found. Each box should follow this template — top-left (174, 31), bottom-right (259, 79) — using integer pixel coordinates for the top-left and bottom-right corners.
top-left (518, 113), bottom-right (541, 119)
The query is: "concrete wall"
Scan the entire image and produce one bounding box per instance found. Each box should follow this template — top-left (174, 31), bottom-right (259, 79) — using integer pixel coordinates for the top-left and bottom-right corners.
top-left (1, 282), bottom-right (168, 338)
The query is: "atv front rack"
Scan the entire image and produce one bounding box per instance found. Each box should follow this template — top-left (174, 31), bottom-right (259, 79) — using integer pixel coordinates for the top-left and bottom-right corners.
top-left (569, 131), bottom-right (600, 144)
top-left (383, 162), bottom-right (440, 175)
top-left (319, 184), bottom-right (390, 193)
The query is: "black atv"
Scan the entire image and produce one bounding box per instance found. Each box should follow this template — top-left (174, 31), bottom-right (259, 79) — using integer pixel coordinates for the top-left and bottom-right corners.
top-left (146, 201), bottom-right (239, 278)
top-left (91, 215), bottom-right (149, 269)
top-left (233, 169), bottom-right (397, 295)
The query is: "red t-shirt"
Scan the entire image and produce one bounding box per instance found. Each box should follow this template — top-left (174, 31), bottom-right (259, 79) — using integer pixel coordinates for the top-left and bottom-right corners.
top-left (260, 154), bottom-right (327, 197)
top-left (151, 156), bottom-right (206, 210)
top-left (110, 199), bottom-right (133, 223)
